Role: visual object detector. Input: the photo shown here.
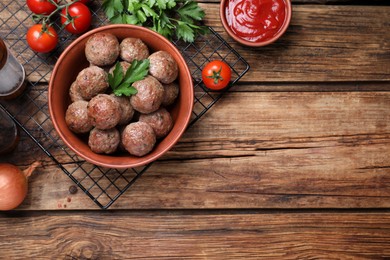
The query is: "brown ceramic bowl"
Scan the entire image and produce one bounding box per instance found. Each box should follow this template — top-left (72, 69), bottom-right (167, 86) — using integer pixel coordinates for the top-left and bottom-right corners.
top-left (49, 24), bottom-right (193, 169)
top-left (220, 0), bottom-right (292, 47)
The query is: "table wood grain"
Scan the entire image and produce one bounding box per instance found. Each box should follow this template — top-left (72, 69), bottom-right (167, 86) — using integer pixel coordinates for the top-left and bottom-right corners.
top-left (1, 211), bottom-right (390, 259)
top-left (0, 0), bottom-right (389, 258)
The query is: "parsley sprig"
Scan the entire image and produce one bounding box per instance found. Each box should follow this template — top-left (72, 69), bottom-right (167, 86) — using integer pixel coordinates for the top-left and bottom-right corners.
top-left (102, 0), bottom-right (208, 42)
top-left (108, 59), bottom-right (150, 96)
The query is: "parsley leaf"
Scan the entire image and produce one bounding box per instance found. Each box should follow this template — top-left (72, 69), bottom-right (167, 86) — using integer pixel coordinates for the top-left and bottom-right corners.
top-left (178, 1), bottom-right (205, 22)
top-left (123, 59), bottom-right (150, 84)
top-left (156, 0), bottom-right (168, 9)
top-left (102, 0), bottom-right (208, 43)
top-left (177, 21), bottom-right (195, 42)
top-left (108, 59), bottom-right (150, 97)
top-left (108, 62), bottom-right (124, 88)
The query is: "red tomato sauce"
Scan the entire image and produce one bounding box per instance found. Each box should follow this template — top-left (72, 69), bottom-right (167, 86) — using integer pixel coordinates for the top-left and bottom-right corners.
top-left (225, 0), bottom-right (288, 43)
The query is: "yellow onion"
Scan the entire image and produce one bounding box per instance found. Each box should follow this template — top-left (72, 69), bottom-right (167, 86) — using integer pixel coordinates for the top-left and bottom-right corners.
top-left (0, 161), bottom-right (40, 211)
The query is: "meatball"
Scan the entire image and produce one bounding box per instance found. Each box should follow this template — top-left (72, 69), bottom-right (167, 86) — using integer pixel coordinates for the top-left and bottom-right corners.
top-left (148, 51), bottom-right (178, 84)
top-left (130, 76), bottom-right (164, 114)
top-left (139, 108), bottom-right (173, 139)
top-left (69, 81), bottom-right (84, 103)
top-left (109, 61), bottom-right (131, 75)
top-left (120, 38), bottom-right (149, 63)
top-left (85, 32), bottom-right (120, 66)
top-left (76, 66), bottom-right (109, 100)
top-left (87, 94), bottom-right (121, 130)
top-left (88, 127), bottom-right (120, 154)
top-left (110, 94), bottom-right (135, 125)
top-left (65, 100), bottom-right (93, 134)
top-left (162, 82), bottom-right (179, 107)
top-left (121, 122), bottom-right (156, 157)
top-left (116, 125), bottom-right (127, 152)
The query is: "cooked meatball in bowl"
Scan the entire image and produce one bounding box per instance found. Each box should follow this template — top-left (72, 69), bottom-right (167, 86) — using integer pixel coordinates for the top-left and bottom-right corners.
top-left (69, 81), bottom-right (84, 103)
top-left (162, 82), bottom-right (180, 107)
top-left (120, 37), bottom-right (149, 63)
top-left (139, 107), bottom-right (173, 139)
top-left (121, 122), bottom-right (156, 157)
top-left (75, 66), bottom-right (109, 100)
top-left (85, 32), bottom-right (120, 66)
top-left (65, 100), bottom-right (93, 134)
top-left (110, 94), bottom-right (135, 125)
top-left (49, 25), bottom-right (194, 168)
top-left (148, 51), bottom-right (179, 84)
top-left (88, 127), bottom-right (120, 154)
top-left (87, 94), bottom-right (121, 130)
top-left (130, 75), bottom-right (165, 114)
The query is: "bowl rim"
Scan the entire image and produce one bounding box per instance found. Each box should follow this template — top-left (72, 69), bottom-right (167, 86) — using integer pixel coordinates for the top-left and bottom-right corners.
top-left (219, 0), bottom-right (292, 47)
top-left (48, 24), bottom-right (194, 169)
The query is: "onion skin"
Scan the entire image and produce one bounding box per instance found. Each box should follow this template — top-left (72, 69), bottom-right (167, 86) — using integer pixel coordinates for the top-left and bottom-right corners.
top-left (0, 162), bottom-right (40, 211)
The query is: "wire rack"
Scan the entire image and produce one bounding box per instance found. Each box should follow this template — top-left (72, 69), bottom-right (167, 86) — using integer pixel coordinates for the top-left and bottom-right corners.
top-left (0, 0), bottom-right (250, 209)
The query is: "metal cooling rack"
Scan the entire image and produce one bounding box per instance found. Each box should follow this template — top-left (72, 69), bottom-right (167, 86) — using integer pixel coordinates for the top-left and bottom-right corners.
top-left (0, 0), bottom-right (250, 209)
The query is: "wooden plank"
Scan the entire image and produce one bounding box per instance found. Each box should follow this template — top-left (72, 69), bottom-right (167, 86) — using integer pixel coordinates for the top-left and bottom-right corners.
top-left (232, 82), bottom-right (390, 92)
top-left (2, 91), bottom-right (389, 210)
top-left (203, 4), bottom-right (390, 83)
top-left (1, 4), bottom-right (389, 83)
top-left (0, 211), bottom-right (389, 259)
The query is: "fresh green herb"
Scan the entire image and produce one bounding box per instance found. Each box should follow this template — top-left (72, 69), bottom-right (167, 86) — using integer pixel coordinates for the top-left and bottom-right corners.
top-left (108, 59), bottom-right (150, 96)
top-left (102, 0), bottom-right (208, 43)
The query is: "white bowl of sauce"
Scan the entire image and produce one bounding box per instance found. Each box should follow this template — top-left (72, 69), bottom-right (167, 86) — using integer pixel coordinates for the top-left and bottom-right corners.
top-left (220, 0), bottom-right (292, 47)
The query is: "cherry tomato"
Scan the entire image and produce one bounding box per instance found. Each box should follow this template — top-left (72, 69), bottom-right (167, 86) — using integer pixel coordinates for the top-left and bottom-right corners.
top-left (26, 0), bottom-right (58, 15)
top-left (61, 2), bottom-right (92, 34)
top-left (202, 60), bottom-right (232, 90)
top-left (26, 24), bottom-right (58, 53)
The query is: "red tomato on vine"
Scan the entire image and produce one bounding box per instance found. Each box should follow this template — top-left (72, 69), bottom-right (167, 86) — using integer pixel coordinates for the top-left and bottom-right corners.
top-left (26, 24), bottom-right (58, 53)
top-left (60, 2), bottom-right (92, 34)
top-left (26, 0), bottom-right (58, 15)
top-left (202, 60), bottom-right (232, 90)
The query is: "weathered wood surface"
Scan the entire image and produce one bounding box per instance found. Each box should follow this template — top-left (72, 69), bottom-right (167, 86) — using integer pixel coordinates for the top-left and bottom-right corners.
top-left (0, 211), bottom-right (390, 259)
top-left (1, 4), bottom-right (390, 83)
top-left (204, 4), bottom-right (390, 83)
top-left (1, 0), bottom-right (390, 258)
top-left (2, 91), bottom-right (389, 210)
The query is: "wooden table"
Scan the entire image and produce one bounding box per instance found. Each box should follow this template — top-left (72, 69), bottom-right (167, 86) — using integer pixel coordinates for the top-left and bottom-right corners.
top-left (1, 0), bottom-right (390, 258)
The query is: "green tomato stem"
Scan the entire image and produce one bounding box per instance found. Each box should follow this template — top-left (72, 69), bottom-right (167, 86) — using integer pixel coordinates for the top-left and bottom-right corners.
top-left (207, 66), bottom-right (224, 85)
